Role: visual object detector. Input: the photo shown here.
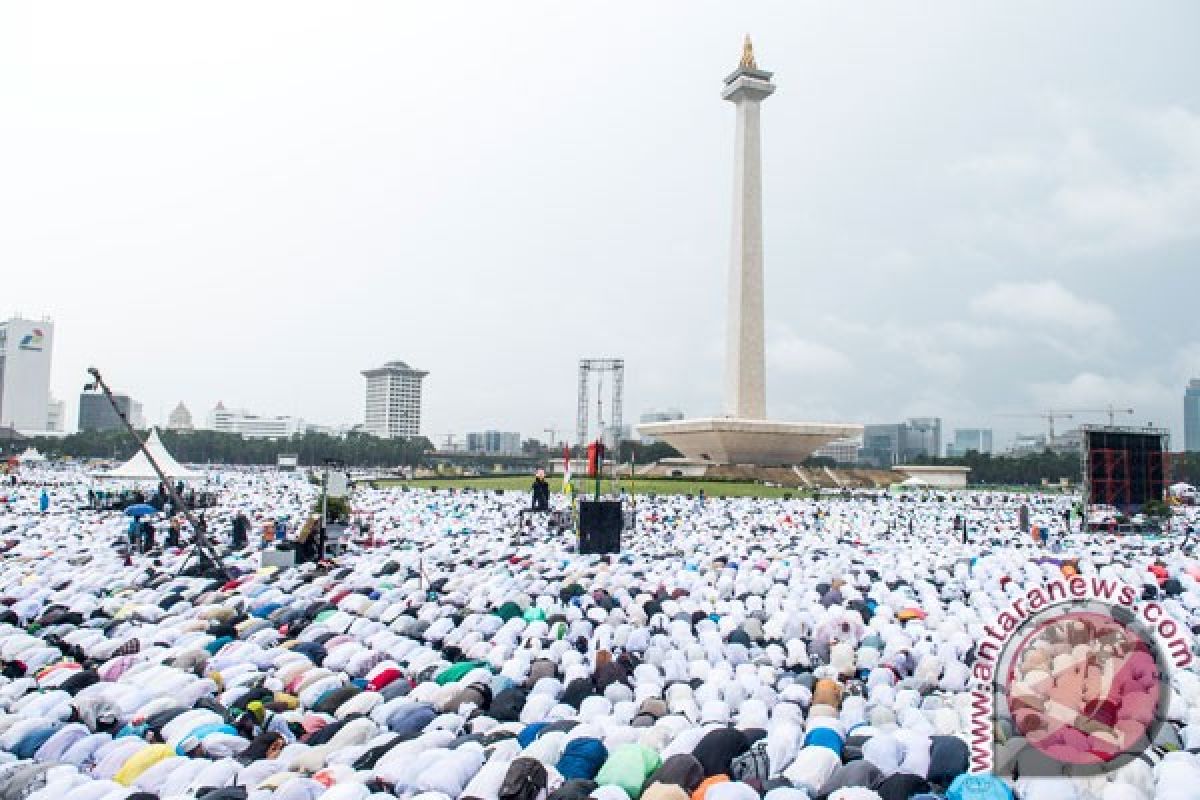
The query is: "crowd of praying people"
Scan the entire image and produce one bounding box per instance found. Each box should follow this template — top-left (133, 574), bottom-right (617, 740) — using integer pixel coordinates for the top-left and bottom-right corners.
top-left (0, 464), bottom-right (1196, 800)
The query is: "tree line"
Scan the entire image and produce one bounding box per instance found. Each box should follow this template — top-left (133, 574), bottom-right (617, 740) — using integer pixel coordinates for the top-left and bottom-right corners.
top-left (14, 428), bottom-right (1200, 487)
top-left (22, 429), bottom-right (434, 468)
top-left (911, 449), bottom-right (1200, 487)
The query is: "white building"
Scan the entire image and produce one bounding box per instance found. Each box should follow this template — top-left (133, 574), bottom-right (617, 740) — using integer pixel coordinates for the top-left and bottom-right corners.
top-left (167, 402), bottom-right (194, 431)
top-left (813, 437), bottom-right (862, 465)
top-left (0, 316), bottom-right (54, 433)
top-left (304, 422), bottom-right (356, 437)
top-left (129, 401), bottom-right (145, 430)
top-left (207, 402), bottom-right (305, 439)
top-left (466, 430), bottom-right (522, 455)
top-left (362, 360), bottom-right (428, 438)
top-left (46, 395), bottom-right (64, 432)
top-left (1009, 433), bottom-right (1048, 455)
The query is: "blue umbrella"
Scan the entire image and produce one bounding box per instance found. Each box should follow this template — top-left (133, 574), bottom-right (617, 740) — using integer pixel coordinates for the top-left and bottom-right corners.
top-left (124, 503), bottom-right (157, 517)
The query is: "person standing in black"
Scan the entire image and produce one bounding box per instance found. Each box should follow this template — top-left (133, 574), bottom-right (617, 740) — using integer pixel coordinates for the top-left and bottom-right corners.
top-left (165, 515), bottom-right (182, 549)
top-left (140, 517), bottom-right (156, 552)
top-left (231, 512), bottom-right (250, 549)
top-left (531, 469), bottom-right (550, 512)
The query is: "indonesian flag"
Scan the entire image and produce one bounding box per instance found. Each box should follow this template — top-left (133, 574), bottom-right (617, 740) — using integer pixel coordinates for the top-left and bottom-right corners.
top-left (562, 444), bottom-right (573, 494)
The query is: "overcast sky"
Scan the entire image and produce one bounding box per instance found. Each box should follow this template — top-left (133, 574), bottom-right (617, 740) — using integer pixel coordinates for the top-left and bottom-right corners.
top-left (2, 2), bottom-right (1197, 449)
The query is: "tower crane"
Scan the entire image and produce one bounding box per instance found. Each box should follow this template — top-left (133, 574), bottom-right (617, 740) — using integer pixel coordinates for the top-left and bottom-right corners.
top-left (1057, 406), bottom-right (1135, 426)
top-left (998, 406), bottom-right (1135, 442)
top-left (997, 411), bottom-right (1074, 442)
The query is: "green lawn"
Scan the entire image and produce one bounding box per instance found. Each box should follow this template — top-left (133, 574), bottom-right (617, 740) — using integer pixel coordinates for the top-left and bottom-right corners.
top-left (369, 475), bottom-right (805, 498)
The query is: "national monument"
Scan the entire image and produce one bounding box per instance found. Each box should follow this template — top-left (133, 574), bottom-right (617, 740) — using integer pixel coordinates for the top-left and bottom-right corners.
top-left (638, 37), bottom-right (862, 465)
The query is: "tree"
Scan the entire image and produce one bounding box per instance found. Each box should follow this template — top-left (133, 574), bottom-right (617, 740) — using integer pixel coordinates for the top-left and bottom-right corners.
top-left (621, 440), bottom-right (682, 464)
top-left (910, 449), bottom-right (1081, 486)
top-left (27, 429), bottom-right (434, 468)
top-left (1141, 499), bottom-right (1171, 519)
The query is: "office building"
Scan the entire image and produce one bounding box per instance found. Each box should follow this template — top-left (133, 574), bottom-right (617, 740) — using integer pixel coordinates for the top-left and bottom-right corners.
top-left (1186, 380), bottom-right (1200, 452)
top-left (904, 417), bottom-right (942, 461)
top-left (0, 316), bottom-right (54, 433)
top-left (1050, 427), bottom-right (1084, 455)
top-left (860, 424), bottom-right (902, 467)
top-left (167, 402), bottom-right (194, 431)
top-left (362, 360), bottom-right (428, 438)
top-left (207, 402), bottom-right (305, 439)
top-left (946, 428), bottom-right (993, 457)
top-left (859, 418), bottom-right (943, 467)
top-left (813, 437), bottom-right (862, 465)
top-left (1009, 433), bottom-right (1048, 456)
top-left (79, 390), bottom-right (137, 432)
top-left (304, 422), bottom-right (355, 437)
top-left (466, 430), bottom-right (522, 456)
top-left (46, 396), bottom-right (64, 433)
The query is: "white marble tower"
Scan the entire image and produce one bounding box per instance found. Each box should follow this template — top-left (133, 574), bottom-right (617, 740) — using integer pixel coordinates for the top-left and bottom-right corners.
top-left (636, 37), bottom-right (861, 465)
top-left (722, 35), bottom-right (774, 420)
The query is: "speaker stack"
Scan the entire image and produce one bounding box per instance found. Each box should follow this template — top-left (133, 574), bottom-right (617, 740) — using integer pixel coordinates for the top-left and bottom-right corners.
top-left (578, 500), bottom-right (623, 554)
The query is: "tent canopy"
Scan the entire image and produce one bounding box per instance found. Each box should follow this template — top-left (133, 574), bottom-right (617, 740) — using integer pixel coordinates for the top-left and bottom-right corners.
top-left (18, 447), bottom-right (46, 462)
top-left (94, 429), bottom-right (202, 481)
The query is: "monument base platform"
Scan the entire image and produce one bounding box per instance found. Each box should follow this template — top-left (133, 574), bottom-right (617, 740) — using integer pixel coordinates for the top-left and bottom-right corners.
top-left (636, 417), bottom-right (863, 467)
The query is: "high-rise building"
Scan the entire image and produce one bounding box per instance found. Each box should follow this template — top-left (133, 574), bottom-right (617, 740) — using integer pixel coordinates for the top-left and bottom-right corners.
top-left (46, 396), bottom-right (64, 433)
top-left (1186, 380), bottom-right (1200, 452)
top-left (167, 402), bottom-right (194, 431)
top-left (813, 437), bottom-right (862, 465)
top-left (1049, 427), bottom-right (1084, 455)
top-left (1009, 433), bottom-right (1048, 456)
top-left (860, 424), bottom-right (902, 467)
top-left (904, 417), bottom-right (942, 461)
top-left (79, 390), bottom-right (135, 432)
top-left (0, 316), bottom-right (54, 433)
top-left (207, 402), bottom-right (305, 439)
top-left (466, 430), bottom-right (522, 455)
top-left (947, 428), bottom-right (993, 457)
top-left (859, 418), bottom-right (943, 467)
top-left (129, 401), bottom-right (145, 429)
top-left (362, 360), bottom-right (428, 438)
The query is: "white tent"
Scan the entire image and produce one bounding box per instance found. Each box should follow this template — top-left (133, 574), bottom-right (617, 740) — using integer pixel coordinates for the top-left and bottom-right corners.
top-left (17, 447), bottom-right (46, 462)
top-left (95, 429), bottom-right (202, 481)
top-left (887, 475), bottom-right (930, 493)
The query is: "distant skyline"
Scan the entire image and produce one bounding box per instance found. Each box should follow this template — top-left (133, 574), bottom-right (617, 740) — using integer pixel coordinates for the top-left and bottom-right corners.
top-left (3, 3), bottom-right (1197, 447)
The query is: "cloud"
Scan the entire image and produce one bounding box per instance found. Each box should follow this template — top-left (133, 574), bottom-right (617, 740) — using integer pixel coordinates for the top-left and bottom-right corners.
top-left (969, 280), bottom-right (1116, 331)
top-left (951, 105), bottom-right (1200, 258)
top-left (1171, 341), bottom-right (1200, 383)
top-left (767, 329), bottom-right (853, 376)
top-left (1027, 372), bottom-right (1174, 429)
top-left (951, 151), bottom-right (1043, 182)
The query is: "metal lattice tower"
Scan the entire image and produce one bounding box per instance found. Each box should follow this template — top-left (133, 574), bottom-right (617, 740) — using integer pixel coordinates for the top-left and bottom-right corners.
top-left (576, 359), bottom-right (624, 449)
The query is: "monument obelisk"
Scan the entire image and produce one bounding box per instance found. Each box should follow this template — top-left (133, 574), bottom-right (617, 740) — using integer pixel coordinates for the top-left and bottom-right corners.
top-left (722, 35), bottom-right (773, 420)
top-left (637, 37), bottom-right (861, 466)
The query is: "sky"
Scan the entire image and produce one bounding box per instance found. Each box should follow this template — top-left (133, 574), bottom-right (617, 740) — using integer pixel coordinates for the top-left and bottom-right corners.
top-left (1, 2), bottom-right (1198, 449)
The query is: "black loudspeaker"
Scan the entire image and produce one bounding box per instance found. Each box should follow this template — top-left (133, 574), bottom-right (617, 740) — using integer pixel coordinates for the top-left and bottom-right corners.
top-left (578, 501), bottom-right (623, 554)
